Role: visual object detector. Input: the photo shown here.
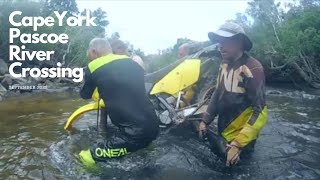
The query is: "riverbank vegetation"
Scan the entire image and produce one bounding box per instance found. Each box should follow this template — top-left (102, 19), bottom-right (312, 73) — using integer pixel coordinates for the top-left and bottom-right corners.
top-left (0, 0), bottom-right (320, 90)
top-left (146, 0), bottom-right (320, 89)
top-left (234, 0), bottom-right (320, 88)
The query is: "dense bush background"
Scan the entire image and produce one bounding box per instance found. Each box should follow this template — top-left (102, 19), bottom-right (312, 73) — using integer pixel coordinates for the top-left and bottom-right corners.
top-left (0, 0), bottom-right (319, 88)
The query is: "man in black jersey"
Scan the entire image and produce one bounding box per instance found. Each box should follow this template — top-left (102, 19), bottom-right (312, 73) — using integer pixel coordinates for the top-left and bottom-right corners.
top-left (79, 38), bottom-right (159, 165)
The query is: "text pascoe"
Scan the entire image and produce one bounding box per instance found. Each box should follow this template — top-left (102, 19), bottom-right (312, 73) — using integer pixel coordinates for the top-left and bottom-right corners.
top-left (10, 28), bottom-right (69, 44)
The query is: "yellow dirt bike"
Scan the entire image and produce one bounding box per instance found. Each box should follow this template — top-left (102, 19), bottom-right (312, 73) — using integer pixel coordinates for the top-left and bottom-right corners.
top-left (64, 45), bottom-right (219, 131)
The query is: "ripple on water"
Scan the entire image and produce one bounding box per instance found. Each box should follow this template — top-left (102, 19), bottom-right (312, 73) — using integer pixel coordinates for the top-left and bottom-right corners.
top-left (48, 128), bottom-right (228, 179)
top-left (1, 91), bottom-right (320, 179)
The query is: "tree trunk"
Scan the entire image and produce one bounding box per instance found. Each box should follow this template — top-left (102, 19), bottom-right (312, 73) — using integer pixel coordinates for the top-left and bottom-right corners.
top-left (291, 62), bottom-right (320, 88)
top-left (271, 22), bottom-right (281, 45)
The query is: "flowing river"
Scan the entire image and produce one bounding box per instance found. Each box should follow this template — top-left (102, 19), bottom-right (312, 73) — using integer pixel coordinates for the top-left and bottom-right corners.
top-left (0, 88), bottom-right (319, 180)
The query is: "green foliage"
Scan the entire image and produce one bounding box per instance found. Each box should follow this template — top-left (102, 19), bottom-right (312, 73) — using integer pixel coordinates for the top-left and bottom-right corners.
top-left (279, 8), bottom-right (320, 57)
top-left (44, 0), bottom-right (78, 16)
top-left (81, 8), bottom-right (108, 35)
top-left (233, 0), bottom-right (320, 85)
top-left (147, 50), bottom-right (177, 73)
top-left (110, 32), bottom-right (120, 41)
top-left (0, 0), bottom-right (44, 57)
top-left (133, 48), bottom-right (146, 59)
top-left (172, 38), bottom-right (193, 53)
top-left (146, 38), bottom-right (192, 73)
top-left (65, 8), bottom-right (108, 66)
top-left (64, 26), bottom-right (104, 66)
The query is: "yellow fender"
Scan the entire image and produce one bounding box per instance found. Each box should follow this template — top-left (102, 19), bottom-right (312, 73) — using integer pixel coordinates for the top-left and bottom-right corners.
top-left (64, 89), bottom-right (105, 131)
top-left (150, 59), bottom-right (201, 95)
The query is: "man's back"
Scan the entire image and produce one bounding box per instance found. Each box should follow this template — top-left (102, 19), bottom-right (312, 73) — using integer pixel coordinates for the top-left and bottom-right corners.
top-left (79, 39), bottom-right (159, 165)
top-left (81, 54), bottom-right (159, 138)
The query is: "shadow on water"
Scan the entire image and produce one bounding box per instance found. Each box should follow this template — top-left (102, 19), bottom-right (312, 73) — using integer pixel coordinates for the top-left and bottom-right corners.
top-left (0, 89), bottom-right (320, 179)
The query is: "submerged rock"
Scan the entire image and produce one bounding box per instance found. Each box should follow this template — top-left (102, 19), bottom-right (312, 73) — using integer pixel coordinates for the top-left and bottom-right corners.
top-left (266, 90), bottom-right (282, 95)
top-left (0, 83), bottom-right (7, 95)
top-left (0, 59), bottom-right (8, 75)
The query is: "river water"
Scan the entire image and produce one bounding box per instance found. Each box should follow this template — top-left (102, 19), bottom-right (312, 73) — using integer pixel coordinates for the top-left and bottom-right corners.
top-left (0, 89), bottom-right (319, 180)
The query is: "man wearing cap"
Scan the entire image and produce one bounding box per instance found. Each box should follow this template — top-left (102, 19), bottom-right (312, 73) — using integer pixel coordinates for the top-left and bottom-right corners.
top-left (198, 22), bottom-right (267, 166)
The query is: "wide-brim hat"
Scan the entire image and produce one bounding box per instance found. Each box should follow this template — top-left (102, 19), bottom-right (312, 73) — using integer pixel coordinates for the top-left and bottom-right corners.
top-left (208, 22), bottom-right (253, 51)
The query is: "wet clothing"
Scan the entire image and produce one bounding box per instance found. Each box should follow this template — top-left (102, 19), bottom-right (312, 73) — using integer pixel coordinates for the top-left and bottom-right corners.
top-left (203, 53), bottom-right (267, 148)
top-left (80, 54), bottom-right (159, 161)
top-left (91, 131), bottom-right (156, 160)
top-left (206, 129), bottom-right (256, 160)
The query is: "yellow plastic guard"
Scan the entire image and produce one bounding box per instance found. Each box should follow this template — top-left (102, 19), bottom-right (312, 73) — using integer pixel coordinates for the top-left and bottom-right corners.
top-left (64, 100), bottom-right (105, 130)
top-left (64, 88), bottom-right (105, 131)
top-left (150, 59), bottom-right (201, 95)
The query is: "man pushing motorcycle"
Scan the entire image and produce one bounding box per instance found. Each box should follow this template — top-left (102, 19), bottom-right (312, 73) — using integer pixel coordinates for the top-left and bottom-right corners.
top-left (79, 38), bottom-right (159, 165)
top-left (198, 22), bottom-right (267, 166)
